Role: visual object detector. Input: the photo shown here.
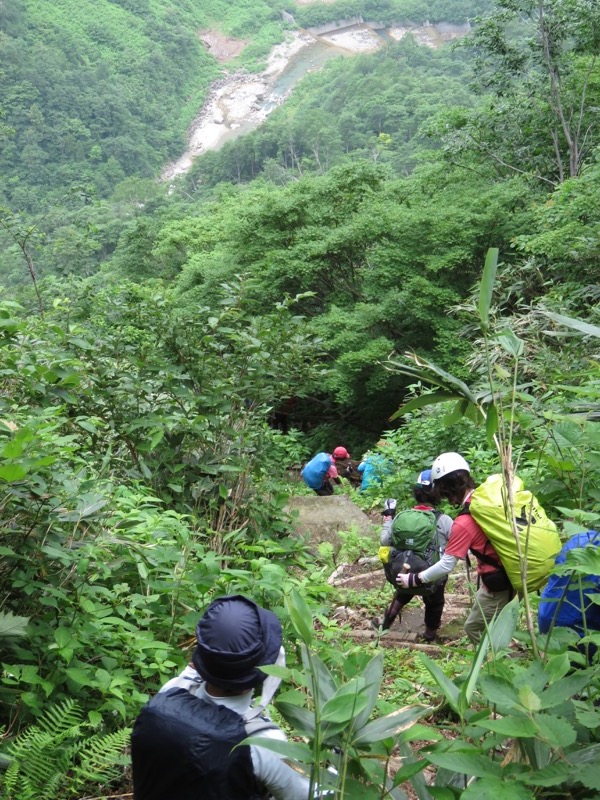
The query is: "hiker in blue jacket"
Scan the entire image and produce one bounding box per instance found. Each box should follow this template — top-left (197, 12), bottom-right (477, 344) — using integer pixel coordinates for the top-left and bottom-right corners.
top-left (131, 595), bottom-right (314, 800)
top-left (538, 530), bottom-right (600, 662)
top-left (357, 441), bottom-right (394, 492)
top-left (371, 470), bottom-right (452, 642)
top-left (301, 446), bottom-right (350, 496)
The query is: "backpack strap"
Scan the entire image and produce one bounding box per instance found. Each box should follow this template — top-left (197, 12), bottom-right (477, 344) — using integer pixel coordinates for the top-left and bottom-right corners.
top-left (469, 546), bottom-right (502, 569)
top-left (455, 502), bottom-right (499, 570)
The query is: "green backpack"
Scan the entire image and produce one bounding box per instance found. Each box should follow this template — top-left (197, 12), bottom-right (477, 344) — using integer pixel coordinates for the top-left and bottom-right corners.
top-left (469, 474), bottom-right (561, 592)
top-left (378, 509), bottom-right (442, 596)
top-left (391, 508), bottom-right (438, 555)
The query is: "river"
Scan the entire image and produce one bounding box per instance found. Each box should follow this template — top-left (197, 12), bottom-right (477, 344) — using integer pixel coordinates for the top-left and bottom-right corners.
top-left (161, 22), bottom-right (470, 181)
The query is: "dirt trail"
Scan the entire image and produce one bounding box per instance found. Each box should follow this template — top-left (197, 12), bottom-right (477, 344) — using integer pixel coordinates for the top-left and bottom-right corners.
top-left (329, 559), bottom-right (472, 647)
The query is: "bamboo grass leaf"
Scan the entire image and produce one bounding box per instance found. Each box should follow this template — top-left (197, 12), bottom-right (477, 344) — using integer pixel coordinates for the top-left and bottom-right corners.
top-left (543, 312), bottom-right (600, 338)
top-left (391, 391), bottom-right (462, 420)
top-left (479, 248), bottom-right (499, 333)
top-left (352, 705), bottom-right (428, 745)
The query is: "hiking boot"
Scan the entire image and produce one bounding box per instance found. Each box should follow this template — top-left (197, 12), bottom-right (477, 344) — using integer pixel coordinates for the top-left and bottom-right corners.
top-left (423, 627), bottom-right (438, 642)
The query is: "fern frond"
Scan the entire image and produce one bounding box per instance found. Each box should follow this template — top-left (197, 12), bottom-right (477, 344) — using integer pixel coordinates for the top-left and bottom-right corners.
top-left (33, 698), bottom-right (82, 737)
top-left (69, 728), bottom-right (132, 793)
top-left (0, 700), bottom-right (82, 799)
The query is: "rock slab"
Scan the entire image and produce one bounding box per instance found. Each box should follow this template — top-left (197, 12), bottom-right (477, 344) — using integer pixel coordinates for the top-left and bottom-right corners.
top-left (285, 494), bottom-right (377, 551)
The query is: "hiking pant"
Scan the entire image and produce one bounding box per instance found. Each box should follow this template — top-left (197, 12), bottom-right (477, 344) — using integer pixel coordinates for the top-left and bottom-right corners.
top-left (382, 582), bottom-right (446, 631)
top-left (314, 481), bottom-right (334, 496)
top-left (464, 585), bottom-right (512, 644)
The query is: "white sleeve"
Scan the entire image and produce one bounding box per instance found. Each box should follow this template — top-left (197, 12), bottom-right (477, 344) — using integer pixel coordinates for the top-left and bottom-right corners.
top-left (436, 514), bottom-right (453, 549)
top-left (419, 553), bottom-right (457, 584)
top-left (380, 517), bottom-right (393, 546)
top-left (251, 743), bottom-right (311, 800)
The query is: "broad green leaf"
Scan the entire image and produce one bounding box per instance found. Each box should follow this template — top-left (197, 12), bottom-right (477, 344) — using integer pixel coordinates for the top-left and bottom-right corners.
top-left (285, 590), bottom-right (313, 644)
top-left (478, 675), bottom-right (522, 712)
top-left (532, 713), bottom-right (577, 748)
top-left (425, 751), bottom-right (501, 779)
top-left (238, 735), bottom-right (314, 764)
top-left (0, 464), bottom-right (27, 482)
top-left (544, 653), bottom-right (571, 682)
top-left (478, 247), bottom-right (499, 332)
top-left (76, 419), bottom-right (97, 434)
top-left (544, 312), bottom-right (600, 339)
top-left (66, 667), bottom-right (91, 685)
top-left (258, 664), bottom-right (292, 681)
top-left (575, 763), bottom-right (600, 790)
top-left (538, 672), bottom-right (592, 709)
top-left (419, 653), bottom-right (460, 714)
top-left (136, 560), bottom-right (148, 580)
top-left (574, 705), bottom-right (600, 728)
top-left (461, 777), bottom-right (533, 799)
top-left (443, 398), bottom-right (469, 426)
top-left (275, 701), bottom-right (316, 736)
top-left (521, 762), bottom-right (574, 787)
top-left (517, 686), bottom-right (541, 712)
top-left (321, 679), bottom-right (368, 723)
top-left (489, 595), bottom-right (519, 651)
top-left (459, 628), bottom-right (489, 715)
top-left (479, 716), bottom-right (537, 737)
top-left (309, 651), bottom-right (338, 704)
top-left (0, 611), bottom-right (29, 638)
top-left (567, 743), bottom-right (600, 766)
top-left (390, 391), bottom-right (461, 420)
top-left (485, 403), bottom-right (498, 446)
top-left (392, 759), bottom-right (428, 787)
top-left (353, 653), bottom-right (384, 729)
top-left (352, 704), bottom-right (427, 745)
top-left (495, 328), bottom-right (524, 357)
top-left (398, 741), bottom-right (433, 800)
top-left (54, 627), bottom-right (72, 648)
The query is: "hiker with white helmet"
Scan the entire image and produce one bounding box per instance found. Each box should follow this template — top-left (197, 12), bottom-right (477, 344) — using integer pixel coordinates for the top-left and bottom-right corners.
top-left (131, 595), bottom-right (313, 800)
top-left (396, 453), bottom-right (513, 644)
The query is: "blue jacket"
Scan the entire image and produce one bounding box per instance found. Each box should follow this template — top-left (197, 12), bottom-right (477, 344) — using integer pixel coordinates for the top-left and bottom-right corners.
top-left (357, 455), bottom-right (393, 491)
top-left (301, 452), bottom-right (332, 490)
top-left (538, 530), bottom-right (600, 636)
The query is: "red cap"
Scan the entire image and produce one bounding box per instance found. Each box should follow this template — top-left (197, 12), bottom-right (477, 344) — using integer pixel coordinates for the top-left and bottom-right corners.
top-left (333, 446), bottom-right (350, 459)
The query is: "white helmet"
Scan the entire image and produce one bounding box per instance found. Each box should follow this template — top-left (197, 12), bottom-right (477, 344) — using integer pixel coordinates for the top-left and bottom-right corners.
top-left (431, 452), bottom-right (470, 481)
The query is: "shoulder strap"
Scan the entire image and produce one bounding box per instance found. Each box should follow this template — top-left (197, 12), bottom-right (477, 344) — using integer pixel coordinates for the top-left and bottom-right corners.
top-left (470, 546), bottom-right (502, 569)
top-left (454, 502), bottom-right (501, 568)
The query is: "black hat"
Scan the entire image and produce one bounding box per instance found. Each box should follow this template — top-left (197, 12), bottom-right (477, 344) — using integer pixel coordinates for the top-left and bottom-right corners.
top-left (192, 595), bottom-right (282, 691)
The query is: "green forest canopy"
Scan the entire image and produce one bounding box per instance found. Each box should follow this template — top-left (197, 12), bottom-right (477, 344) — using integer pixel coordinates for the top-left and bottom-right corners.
top-left (1, 0), bottom-right (600, 795)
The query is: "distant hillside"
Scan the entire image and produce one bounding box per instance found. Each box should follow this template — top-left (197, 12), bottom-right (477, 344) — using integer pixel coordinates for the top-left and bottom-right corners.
top-left (0, 0), bottom-right (287, 212)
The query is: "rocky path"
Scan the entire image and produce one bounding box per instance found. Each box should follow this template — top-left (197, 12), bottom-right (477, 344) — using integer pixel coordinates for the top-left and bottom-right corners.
top-left (287, 494), bottom-right (471, 647)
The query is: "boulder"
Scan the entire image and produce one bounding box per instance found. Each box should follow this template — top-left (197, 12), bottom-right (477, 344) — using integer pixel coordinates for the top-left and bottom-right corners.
top-left (285, 494), bottom-right (377, 552)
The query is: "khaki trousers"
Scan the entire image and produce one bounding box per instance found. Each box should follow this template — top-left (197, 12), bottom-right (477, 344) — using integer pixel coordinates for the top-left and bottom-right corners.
top-left (464, 584), bottom-right (512, 644)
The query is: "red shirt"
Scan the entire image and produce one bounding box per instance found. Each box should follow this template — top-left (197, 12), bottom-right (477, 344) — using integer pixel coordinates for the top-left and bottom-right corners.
top-left (445, 507), bottom-right (502, 577)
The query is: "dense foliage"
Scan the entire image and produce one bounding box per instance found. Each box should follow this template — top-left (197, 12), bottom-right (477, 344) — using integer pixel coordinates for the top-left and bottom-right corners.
top-left (0, 0), bottom-right (289, 214)
top-left (1, 0), bottom-right (600, 796)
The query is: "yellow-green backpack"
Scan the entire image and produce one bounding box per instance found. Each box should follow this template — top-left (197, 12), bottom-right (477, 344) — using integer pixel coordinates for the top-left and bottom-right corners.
top-left (469, 474), bottom-right (561, 592)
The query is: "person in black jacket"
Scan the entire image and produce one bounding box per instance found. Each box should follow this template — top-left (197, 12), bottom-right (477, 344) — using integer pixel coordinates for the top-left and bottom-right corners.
top-left (131, 595), bottom-right (312, 800)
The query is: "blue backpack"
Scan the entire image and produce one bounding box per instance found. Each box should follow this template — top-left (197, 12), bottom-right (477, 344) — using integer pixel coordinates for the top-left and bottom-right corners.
top-left (301, 452), bottom-right (332, 489)
top-left (538, 530), bottom-right (600, 636)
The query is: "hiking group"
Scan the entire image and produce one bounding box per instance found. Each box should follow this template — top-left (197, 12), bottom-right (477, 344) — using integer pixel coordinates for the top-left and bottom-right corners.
top-left (131, 450), bottom-right (600, 799)
top-left (303, 445), bottom-right (599, 648)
